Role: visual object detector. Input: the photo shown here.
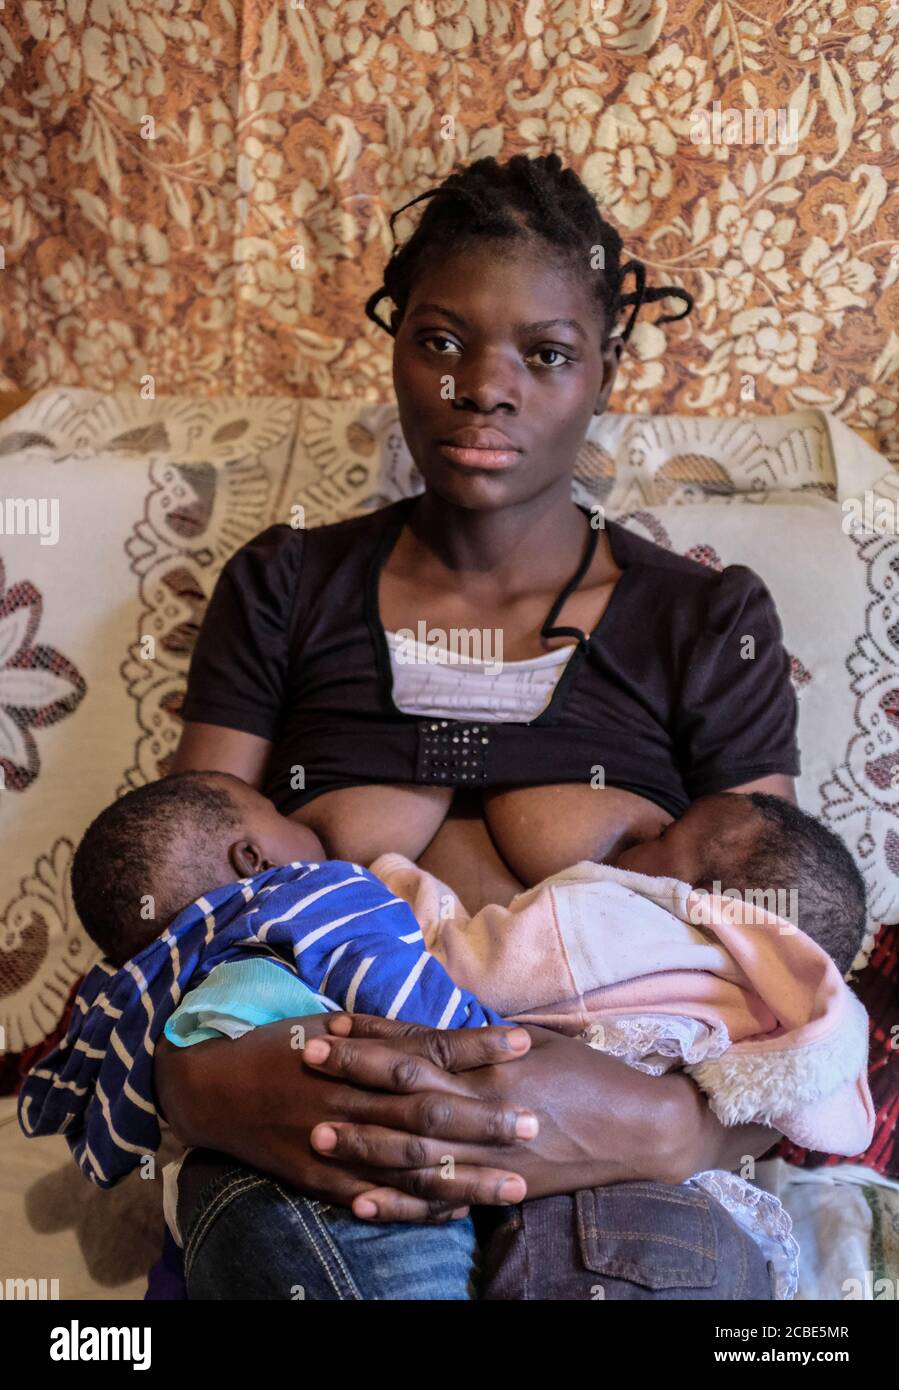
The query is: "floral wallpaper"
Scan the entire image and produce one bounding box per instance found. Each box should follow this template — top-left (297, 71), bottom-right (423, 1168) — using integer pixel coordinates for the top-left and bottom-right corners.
top-left (1, 1), bottom-right (898, 464)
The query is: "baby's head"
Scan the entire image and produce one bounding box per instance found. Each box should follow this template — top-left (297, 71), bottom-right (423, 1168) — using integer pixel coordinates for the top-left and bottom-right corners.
top-left (71, 772), bottom-right (325, 967)
top-left (615, 792), bottom-right (867, 976)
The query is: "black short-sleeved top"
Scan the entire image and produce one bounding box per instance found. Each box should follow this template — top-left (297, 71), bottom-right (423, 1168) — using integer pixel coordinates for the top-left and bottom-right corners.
top-left (180, 495), bottom-right (800, 819)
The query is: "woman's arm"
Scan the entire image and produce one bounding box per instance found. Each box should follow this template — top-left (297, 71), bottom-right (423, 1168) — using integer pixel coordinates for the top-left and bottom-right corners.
top-left (725, 773), bottom-right (797, 803)
top-left (172, 522), bottom-right (300, 782)
top-left (171, 721), bottom-right (272, 786)
top-left (677, 565), bottom-right (801, 802)
top-left (154, 1012), bottom-right (769, 1224)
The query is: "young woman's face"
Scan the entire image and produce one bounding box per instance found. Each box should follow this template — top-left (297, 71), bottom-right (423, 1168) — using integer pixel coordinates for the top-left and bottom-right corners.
top-left (391, 239), bottom-right (622, 511)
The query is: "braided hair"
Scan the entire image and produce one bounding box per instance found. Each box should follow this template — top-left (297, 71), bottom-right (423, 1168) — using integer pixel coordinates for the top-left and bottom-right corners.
top-left (364, 153), bottom-right (693, 346)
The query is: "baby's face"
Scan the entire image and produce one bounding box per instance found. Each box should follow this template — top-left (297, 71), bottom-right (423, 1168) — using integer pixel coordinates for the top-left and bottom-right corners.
top-left (615, 794), bottom-right (748, 887)
top-left (210, 775), bottom-right (326, 871)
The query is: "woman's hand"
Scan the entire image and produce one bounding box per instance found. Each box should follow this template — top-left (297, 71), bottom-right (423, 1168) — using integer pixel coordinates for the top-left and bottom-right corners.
top-left (304, 1017), bottom-right (660, 1214)
top-left (154, 1010), bottom-right (778, 1225)
top-left (153, 1012), bottom-right (540, 1223)
top-left (303, 1016), bottom-right (778, 1219)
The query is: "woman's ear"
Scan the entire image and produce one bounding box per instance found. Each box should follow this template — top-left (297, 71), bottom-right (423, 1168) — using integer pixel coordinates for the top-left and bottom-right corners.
top-left (229, 839), bottom-right (271, 878)
top-left (593, 335), bottom-right (624, 415)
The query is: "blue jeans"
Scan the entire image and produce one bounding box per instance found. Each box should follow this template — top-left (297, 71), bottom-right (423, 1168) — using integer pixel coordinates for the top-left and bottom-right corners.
top-left (181, 1154), bottom-right (479, 1299)
top-left (178, 1150), bottom-right (774, 1300)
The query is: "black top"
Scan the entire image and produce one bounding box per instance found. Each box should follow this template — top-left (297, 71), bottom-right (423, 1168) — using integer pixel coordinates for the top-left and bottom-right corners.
top-left (180, 495), bottom-right (800, 819)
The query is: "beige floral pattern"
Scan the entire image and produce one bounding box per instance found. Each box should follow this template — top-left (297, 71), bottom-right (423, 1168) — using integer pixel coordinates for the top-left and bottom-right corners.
top-left (0, 1), bottom-right (897, 464)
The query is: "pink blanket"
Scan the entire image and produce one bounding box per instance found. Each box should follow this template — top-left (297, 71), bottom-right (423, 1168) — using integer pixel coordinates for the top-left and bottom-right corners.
top-left (369, 854), bottom-right (875, 1157)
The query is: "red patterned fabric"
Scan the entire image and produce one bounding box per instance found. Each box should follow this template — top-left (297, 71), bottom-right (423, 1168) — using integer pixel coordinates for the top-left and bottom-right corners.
top-left (776, 923), bottom-right (899, 1178)
top-left (1, 975), bottom-right (82, 1096)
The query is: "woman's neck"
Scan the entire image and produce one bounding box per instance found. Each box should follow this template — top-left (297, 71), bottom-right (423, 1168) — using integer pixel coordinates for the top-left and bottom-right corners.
top-left (409, 482), bottom-right (590, 585)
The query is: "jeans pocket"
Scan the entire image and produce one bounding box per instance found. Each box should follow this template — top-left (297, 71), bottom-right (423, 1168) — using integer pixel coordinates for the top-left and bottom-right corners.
top-left (575, 1183), bottom-right (718, 1291)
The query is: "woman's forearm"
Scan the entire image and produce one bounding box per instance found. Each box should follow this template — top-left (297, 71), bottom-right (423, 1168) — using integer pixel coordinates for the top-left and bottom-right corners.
top-left (594, 1063), bottom-right (779, 1186)
top-left (154, 1015), bottom-right (779, 1221)
top-left (153, 1014), bottom-right (337, 1149)
top-left (154, 1035), bottom-right (232, 1146)
top-left (481, 1030), bottom-right (778, 1196)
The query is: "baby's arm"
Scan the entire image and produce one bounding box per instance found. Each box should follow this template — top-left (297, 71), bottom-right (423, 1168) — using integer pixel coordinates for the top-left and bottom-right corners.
top-left (287, 866), bottom-right (509, 1028)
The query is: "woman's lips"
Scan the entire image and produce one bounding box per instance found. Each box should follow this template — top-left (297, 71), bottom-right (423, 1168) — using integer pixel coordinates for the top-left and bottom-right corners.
top-left (437, 443), bottom-right (521, 469)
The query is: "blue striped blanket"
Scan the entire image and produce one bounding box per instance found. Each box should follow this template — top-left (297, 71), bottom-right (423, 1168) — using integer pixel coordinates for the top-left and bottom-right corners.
top-left (17, 859), bottom-right (504, 1187)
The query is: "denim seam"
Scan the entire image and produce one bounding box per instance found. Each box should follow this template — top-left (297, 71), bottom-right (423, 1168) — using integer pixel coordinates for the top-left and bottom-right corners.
top-left (184, 1174), bottom-right (364, 1300)
top-left (179, 1160), bottom-right (250, 1244)
top-left (595, 1187), bottom-right (707, 1209)
top-left (272, 1183), bottom-right (364, 1301)
top-left (184, 1174), bottom-right (270, 1285)
top-left (733, 1217), bottom-right (748, 1299)
top-left (580, 1226), bottom-right (717, 1260)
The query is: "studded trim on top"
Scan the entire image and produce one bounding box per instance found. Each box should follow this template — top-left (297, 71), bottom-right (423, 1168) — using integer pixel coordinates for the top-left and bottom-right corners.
top-left (414, 719), bottom-right (491, 785)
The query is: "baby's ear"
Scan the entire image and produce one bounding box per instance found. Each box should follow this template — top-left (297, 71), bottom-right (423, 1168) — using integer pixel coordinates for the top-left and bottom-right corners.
top-left (229, 838), bottom-right (267, 878)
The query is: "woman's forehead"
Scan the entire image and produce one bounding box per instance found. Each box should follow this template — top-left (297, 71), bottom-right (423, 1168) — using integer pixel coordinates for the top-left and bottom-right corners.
top-left (406, 247), bottom-right (603, 330)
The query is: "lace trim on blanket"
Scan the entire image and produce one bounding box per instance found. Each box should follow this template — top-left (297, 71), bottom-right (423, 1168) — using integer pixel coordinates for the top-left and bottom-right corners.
top-left (581, 1014), bottom-right (731, 1076)
top-left (688, 1169), bottom-right (800, 1301)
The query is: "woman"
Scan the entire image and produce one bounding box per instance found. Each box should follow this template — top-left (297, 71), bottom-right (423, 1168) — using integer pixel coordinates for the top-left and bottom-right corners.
top-left (155, 153), bottom-right (799, 1299)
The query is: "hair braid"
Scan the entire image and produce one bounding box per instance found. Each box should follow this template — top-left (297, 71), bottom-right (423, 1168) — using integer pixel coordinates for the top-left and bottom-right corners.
top-left (364, 153), bottom-right (694, 346)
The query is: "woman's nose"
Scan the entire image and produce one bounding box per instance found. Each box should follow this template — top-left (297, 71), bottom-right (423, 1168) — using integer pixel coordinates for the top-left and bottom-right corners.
top-left (452, 356), bottom-right (521, 414)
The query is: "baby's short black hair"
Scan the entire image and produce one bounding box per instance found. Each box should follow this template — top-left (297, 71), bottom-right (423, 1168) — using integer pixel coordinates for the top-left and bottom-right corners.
top-left (723, 793), bottom-right (867, 976)
top-left (71, 771), bottom-right (243, 968)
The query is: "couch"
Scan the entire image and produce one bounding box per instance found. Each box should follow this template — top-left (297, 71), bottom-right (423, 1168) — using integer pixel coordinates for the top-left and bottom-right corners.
top-left (1, 387), bottom-right (897, 1298)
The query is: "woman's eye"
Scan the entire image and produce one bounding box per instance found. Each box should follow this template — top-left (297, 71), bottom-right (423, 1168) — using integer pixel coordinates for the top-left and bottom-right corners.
top-left (529, 347), bottom-right (571, 367)
top-left (422, 334), bottom-right (461, 356)
top-left (421, 337), bottom-right (571, 367)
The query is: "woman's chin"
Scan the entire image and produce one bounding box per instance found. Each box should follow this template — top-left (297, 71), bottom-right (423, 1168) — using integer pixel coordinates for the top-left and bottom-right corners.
top-left (419, 466), bottom-right (520, 508)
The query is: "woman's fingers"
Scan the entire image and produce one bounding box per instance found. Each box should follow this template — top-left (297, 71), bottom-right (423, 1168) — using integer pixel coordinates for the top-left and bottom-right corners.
top-left (305, 1167), bottom-right (466, 1223)
top-left (305, 1165), bottom-right (467, 1224)
top-left (351, 1191), bottom-right (473, 1223)
top-left (304, 1034), bottom-right (452, 1092)
top-left (312, 1104), bottom-right (537, 1164)
top-left (309, 1120), bottom-right (531, 1212)
top-left (324, 1084), bottom-right (536, 1146)
top-left (299, 1147), bottom-right (484, 1224)
top-left (325, 1013), bottom-right (532, 1071)
top-left (351, 1166), bottom-right (527, 1222)
top-left (304, 1040), bottom-right (537, 1142)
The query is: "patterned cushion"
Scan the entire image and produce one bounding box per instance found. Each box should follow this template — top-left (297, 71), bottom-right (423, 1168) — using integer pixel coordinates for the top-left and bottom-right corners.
top-left (1, 389), bottom-right (896, 1174)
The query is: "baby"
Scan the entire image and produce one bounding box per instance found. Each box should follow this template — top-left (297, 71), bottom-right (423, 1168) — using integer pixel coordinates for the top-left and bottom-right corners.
top-left (20, 771), bottom-right (873, 1299)
top-left (65, 769), bottom-right (871, 1055)
top-left (62, 769), bottom-right (869, 1128)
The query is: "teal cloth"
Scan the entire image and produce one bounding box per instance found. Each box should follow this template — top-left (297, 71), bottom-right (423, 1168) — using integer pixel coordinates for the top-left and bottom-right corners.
top-left (164, 958), bottom-right (328, 1048)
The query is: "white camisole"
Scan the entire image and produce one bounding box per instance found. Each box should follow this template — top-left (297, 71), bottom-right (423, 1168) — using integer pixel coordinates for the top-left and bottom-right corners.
top-left (384, 629), bottom-right (578, 723)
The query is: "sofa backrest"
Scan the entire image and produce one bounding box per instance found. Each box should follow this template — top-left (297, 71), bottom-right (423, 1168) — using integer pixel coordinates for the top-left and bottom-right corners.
top-left (0, 389), bottom-right (896, 1073)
